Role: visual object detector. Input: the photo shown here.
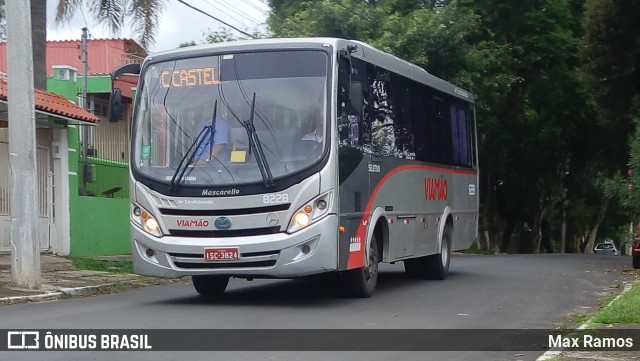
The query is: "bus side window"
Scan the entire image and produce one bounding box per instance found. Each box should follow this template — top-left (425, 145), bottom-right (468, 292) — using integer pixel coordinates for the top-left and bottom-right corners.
top-left (450, 102), bottom-right (471, 167)
top-left (366, 64), bottom-right (396, 156)
top-left (338, 57), bottom-right (366, 148)
top-left (391, 74), bottom-right (415, 160)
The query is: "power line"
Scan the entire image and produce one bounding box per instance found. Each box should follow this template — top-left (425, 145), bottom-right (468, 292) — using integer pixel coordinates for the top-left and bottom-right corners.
top-left (176, 0), bottom-right (256, 38)
top-left (237, 0), bottom-right (271, 18)
top-left (202, 0), bottom-right (257, 29)
top-left (211, 0), bottom-right (264, 27)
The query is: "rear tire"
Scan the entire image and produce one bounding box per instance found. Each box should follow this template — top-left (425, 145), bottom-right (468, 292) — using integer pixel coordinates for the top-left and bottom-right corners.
top-left (404, 224), bottom-right (451, 280)
top-left (343, 234), bottom-right (379, 298)
top-left (192, 275), bottom-right (230, 296)
top-left (633, 255), bottom-right (640, 269)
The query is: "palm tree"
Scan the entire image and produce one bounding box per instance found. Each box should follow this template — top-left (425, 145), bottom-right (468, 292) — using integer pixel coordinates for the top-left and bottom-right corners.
top-left (55, 0), bottom-right (167, 49)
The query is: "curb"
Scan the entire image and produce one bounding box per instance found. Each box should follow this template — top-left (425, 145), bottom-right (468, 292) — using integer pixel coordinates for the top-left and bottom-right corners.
top-left (0, 283), bottom-right (119, 306)
top-left (535, 282), bottom-right (635, 361)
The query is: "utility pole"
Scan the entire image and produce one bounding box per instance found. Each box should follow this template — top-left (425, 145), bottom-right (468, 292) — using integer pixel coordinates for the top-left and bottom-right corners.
top-left (81, 27), bottom-right (89, 193)
top-left (7, 0), bottom-right (41, 289)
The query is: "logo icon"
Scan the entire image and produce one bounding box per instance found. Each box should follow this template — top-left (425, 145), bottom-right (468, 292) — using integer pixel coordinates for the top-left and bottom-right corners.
top-left (7, 331), bottom-right (40, 349)
top-left (214, 217), bottom-right (232, 230)
top-left (266, 213), bottom-right (279, 226)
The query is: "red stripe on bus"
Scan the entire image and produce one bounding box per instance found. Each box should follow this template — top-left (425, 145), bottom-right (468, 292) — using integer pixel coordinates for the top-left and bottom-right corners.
top-left (346, 164), bottom-right (477, 269)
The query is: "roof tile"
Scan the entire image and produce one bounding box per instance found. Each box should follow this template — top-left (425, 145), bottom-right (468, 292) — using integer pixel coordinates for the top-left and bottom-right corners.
top-left (0, 77), bottom-right (99, 123)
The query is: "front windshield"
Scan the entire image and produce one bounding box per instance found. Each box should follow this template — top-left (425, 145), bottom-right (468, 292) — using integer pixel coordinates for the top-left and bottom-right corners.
top-left (132, 50), bottom-right (328, 188)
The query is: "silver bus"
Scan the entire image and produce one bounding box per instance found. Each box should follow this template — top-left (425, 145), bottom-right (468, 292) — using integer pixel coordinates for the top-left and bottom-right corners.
top-left (110, 38), bottom-right (478, 297)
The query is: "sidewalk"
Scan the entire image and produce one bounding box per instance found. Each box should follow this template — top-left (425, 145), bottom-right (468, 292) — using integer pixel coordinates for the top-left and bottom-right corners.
top-left (0, 253), bottom-right (171, 305)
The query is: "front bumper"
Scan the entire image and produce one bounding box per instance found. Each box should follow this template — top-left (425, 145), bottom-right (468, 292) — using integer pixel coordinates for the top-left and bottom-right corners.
top-left (131, 215), bottom-right (339, 278)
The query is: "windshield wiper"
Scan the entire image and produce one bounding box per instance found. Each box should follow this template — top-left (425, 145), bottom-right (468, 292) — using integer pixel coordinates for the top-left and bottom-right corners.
top-left (244, 93), bottom-right (274, 188)
top-left (170, 101), bottom-right (218, 189)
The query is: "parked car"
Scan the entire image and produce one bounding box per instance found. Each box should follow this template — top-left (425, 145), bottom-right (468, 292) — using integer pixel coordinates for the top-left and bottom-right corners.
top-left (632, 240), bottom-right (640, 269)
top-left (593, 242), bottom-right (619, 255)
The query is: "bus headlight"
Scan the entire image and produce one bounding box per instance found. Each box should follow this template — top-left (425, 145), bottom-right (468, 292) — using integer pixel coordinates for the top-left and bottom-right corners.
top-left (295, 212), bottom-right (310, 227)
top-left (287, 191), bottom-right (333, 233)
top-left (131, 204), bottom-right (163, 237)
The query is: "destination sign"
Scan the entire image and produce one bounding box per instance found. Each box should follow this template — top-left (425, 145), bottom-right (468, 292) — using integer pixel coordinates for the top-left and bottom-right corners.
top-left (160, 67), bottom-right (220, 88)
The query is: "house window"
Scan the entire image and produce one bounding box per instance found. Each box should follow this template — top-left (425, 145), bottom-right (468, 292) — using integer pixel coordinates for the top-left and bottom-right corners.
top-left (53, 66), bottom-right (78, 82)
top-left (57, 69), bottom-right (69, 80)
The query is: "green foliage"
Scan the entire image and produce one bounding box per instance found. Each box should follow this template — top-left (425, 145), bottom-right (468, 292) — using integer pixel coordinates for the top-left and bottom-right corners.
top-left (265, 0), bottom-right (640, 252)
top-left (268, 0), bottom-right (385, 39)
top-left (592, 284), bottom-right (640, 324)
top-left (178, 41), bottom-right (198, 48)
top-left (267, 0), bottom-right (590, 251)
top-left (71, 257), bottom-right (134, 274)
top-left (620, 119), bottom-right (640, 216)
top-left (581, 0), bottom-right (640, 233)
top-left (201, 28), bottom-right (267, 44)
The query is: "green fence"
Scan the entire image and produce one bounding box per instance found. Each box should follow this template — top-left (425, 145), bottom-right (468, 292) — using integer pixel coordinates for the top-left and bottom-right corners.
top-left (78, 157), bottom-right (129, 198)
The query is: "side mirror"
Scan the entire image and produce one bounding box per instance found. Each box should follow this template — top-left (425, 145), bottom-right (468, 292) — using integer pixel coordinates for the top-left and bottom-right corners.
top-left (109, 88), bottom-right (122, 123)
top-left (109, 63), bottom-right (141, 123)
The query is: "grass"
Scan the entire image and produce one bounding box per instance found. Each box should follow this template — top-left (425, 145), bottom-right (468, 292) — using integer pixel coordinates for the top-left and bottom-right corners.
top-left (591, 283), bottom-right (640, 324)
top-left (70, 257), bottom-right (134, 274)
top-left (569, 313), bottom-right (591, 325)
top-left (460, 246), bottom-right (496, 255)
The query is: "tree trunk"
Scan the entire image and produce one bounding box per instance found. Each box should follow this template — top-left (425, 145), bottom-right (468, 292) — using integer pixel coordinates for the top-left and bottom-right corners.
top-left (586, 197), bottom-right (610, 254)
top-left (540, 219), bottom-right (554, 253)
top-left (531, 203), bottom-right (548, 254)
top-left (500, 215), bottom-right (518, 253)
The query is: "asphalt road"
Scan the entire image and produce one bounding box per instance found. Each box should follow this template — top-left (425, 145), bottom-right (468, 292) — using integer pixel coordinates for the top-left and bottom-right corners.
top-left (0, 253), bottom-right (633, 361)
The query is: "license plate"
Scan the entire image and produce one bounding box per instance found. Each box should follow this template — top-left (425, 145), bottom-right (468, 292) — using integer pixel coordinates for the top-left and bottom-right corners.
top-left (204, 248), bottom-right (239, 261)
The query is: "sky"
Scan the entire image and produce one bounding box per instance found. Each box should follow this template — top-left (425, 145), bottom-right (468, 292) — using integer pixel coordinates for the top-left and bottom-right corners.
top-left (45, 0), bottom-right (270, 53)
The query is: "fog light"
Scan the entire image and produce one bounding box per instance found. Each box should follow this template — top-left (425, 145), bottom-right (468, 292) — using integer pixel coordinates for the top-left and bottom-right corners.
top-left (133, 207), bottom-right (141, 216)
top-left (301, 244), bottom-right (311, 254)
top-left (145, 248), bottom-right (155, 258)
top-left (295, 212), bottom-right (310, 227)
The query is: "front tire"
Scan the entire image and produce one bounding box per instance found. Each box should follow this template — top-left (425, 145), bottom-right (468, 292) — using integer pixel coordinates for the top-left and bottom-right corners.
top-left (343, 234), bottom-right (379, 298)
top-left (192, 275), bottom-right (230, 296)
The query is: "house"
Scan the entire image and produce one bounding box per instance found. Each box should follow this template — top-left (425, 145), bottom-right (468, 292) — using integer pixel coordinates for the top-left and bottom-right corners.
top-left (0, 39), bottom-right (145, 256)
top-left (0, 75), bottom-right (99, 255)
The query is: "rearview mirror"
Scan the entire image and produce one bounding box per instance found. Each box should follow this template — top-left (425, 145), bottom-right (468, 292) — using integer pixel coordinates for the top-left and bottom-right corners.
top-left (109, 88), bottom-right (122, 123)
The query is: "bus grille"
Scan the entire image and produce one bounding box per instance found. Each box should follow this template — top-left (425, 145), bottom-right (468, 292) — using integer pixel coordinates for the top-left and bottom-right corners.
top-left (168, 227), bottom-right (281, 237)
top-left (159, 204), bottom-right (290, 216)
top-left (174, 260), bottom-right (277, 269)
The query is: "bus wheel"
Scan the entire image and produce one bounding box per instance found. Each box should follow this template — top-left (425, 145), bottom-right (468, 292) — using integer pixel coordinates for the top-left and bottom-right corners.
top-left (343, 234), bottom-right (379, 298)
top-left (192, 275), bottom-right (230, 296)
top-left (404, 224), bottom-right (451, 280)
top-left (633, 255), bottom-right (640, 269)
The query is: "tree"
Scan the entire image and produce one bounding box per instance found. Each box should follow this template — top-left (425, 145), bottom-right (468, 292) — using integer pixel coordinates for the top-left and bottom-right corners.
top-left (54, 0), bottom-right (166, 49)
top-left (268, 0), bottom-right (594, 253)
top-left (455, 0), bottom-right (593, 253)
top-left (178, 41), bottom-right (197, 48)
top-left (580, 0), bottom-right (640, 251)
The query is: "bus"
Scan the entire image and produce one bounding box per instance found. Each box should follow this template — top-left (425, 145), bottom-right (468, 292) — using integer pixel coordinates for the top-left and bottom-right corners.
top-left (110, 38), bottom-right (478, 298)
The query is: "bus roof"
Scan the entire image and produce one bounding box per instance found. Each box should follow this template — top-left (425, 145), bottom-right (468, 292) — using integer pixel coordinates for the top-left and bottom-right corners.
top-left (146, 37), bottom-right (474, 104)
